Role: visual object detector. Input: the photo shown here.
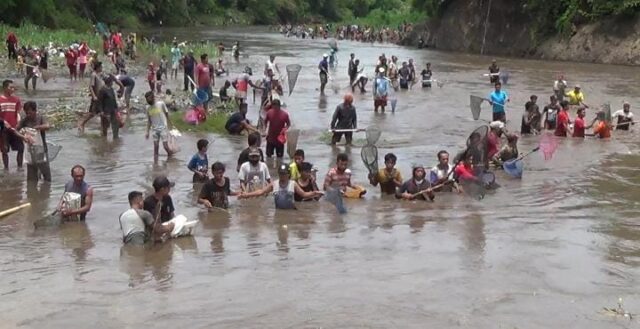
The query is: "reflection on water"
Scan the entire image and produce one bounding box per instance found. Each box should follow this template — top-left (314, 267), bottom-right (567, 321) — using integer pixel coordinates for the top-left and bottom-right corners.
top-left (0, 27), bottom-right (639, 327)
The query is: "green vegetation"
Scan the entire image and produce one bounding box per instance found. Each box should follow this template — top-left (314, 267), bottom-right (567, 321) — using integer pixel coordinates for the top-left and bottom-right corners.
top-left (411, 0), bottom-right (640, 35)
top-left (340, 0), bottom-right (426, 27)
top-left (169, 110), bottom-right (230, 134)
top-left (0, 0), bottom-right (424, 30)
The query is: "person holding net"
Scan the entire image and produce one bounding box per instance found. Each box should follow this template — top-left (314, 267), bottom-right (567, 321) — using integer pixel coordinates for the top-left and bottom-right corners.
top-left (330, 93), bottom-right (358, 146)
top-left (488, 81), bottom-right (509, 122)
top-left (323, 153), bottom-right (366, 198)
top-left (368, 153), bottom-right (402, 196)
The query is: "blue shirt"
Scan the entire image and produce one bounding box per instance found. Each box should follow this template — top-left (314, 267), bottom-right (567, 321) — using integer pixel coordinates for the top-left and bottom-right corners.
top-left (319, 59), bottom-right (328, 73)
top-left (489, 90), bottom-right (508, 113)
top-left (188, 153), bottom-right (208, 173)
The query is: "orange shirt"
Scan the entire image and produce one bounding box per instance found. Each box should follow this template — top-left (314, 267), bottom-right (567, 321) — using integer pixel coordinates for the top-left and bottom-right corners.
top-left (593, 121), bottom-right (611, 138)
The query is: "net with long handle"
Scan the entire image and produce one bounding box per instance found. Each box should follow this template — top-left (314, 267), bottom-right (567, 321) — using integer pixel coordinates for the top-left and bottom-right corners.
top-left (539, 133), bottom-right (558, 160)
top-left (360, 145), bottom-right (379, 174)
top-left (500, 71), bottom-right (510, 85)
top-left (503, 159), bottom-right (524, 178)
top-left (391, 98), bottom-right (398, 113)
top-left (286, 128), bottom-right (300, 159)
top-left (470, 95), bottom-right (484, 120)
top-left (466, 125), bottom-right (489, 171)
top-left (328, 39), bottom-right (338, 50)
top-left (286, 64), bottom-right (302, 96)
top-left (324, 186), bottom-right (347, 214)
top-left (365, 126), bottom-right (382, 145)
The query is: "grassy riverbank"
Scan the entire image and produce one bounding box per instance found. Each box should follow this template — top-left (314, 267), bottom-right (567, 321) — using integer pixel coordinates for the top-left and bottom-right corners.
top-left (169, 111), bottom-right (230, 134)
top-left (0, 23), bottom-right (220, 65)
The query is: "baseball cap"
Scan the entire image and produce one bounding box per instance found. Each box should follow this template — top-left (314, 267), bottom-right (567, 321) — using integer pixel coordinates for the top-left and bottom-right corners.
top-left (152, 176), bottom-right (175, 190)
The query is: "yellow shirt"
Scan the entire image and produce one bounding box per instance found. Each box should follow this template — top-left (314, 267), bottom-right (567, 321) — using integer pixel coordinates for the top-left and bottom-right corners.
top-left (375, 168), bottom-right (402, 194)
top-left (566, 90), bottom-right (584, 105)
top-left (289, 163), bottom-right (301, 181)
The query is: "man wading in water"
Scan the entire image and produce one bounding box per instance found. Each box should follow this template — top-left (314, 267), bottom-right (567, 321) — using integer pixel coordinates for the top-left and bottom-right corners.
top-left (330, 93), bottom-right (357, 146)
top-left (0, 79), bottom-right (24, 170)
top-left (318, 54), bottom-right (329, 94)
top-left (17, 101), bottom-right (51, 182)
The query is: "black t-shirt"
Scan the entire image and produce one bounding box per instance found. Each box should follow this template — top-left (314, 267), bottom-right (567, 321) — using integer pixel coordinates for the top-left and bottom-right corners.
top-left (421, 69), bottom-right (432, 80)
top-left (225, 112), bottom-right (246, 131)
top-left (199, 177), bottom-right (231, 208)
top-left (143, 195), bottom-right (175, 223)
top-left (99, 87), bottom-right (118, 116)
top-left (236, 147), bottom-right (265, 170)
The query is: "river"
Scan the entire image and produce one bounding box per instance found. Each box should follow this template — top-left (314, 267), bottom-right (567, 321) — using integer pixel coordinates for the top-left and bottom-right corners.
top-left (1, 27), bottom-right (639, 328)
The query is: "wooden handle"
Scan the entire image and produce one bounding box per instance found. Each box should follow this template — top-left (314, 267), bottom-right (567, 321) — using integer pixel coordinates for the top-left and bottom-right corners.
top-left (0, 203), bottom-right (31, 219)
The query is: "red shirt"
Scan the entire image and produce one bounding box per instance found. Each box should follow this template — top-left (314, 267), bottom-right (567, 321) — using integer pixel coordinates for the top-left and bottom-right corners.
top-left (65, 51), bottom-right (77, 66)
top-left (0, 94), bottom-right (22, 128)
top-left (196, 63), bottom-right (211, 88)
top-left (7, 33), bottom-right (17, 44)
top-left (455, 163), bottom-right (475, 180)
top-left (264, 108), bottom-right (290, 144)
top-left (572, 117), bottom-right (585, 137)
top-left (555, 110), bottom-right (569, 137)
top-left (487, 131), bottom-right (499, 159)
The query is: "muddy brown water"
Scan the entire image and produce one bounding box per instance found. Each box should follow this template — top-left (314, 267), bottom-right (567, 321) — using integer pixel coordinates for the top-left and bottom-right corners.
top-left (1, 27), bottom-right (640, 328)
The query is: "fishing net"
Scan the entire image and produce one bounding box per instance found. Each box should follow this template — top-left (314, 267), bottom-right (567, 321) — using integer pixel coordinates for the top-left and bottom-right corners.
top-left (503, 159), bottom-right (524, 178)
top-left (286, 128), bottom-right (300, 159)
top-left (360, 145), bottom-right (379, 175)
top-left (365, 126), bottom-right (382, 145)
top-left (286, 64), bottom-right (302, 96)
top-left (470, 95), bottom-right (484, 120)
top-left (466, 125), bottom-right (489, 170)
top-left (328, 39), bottom-right (338, 51)
top-left (436, 80), bottom-right (445, 88)
top-left (324, 187), bottom-right (347, 214)
top-left (390, 98), bottom-right (398, 113)
top-left (602, 102), bottom-right (612, 123)
top-left (459, 177), bottom-right (486, 200)
top-left (34, 212), bottom-right (62, 228)
top-left (500, 71), bottom-right (510, 85)
top-left (481, 172), bottom-right (496, 186)
top-left (539, 133), bottom-right (558, 160)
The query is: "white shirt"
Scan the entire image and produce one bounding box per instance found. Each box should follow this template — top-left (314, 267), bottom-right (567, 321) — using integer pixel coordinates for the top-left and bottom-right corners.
top-left (238, 162), bottom-right (271, 191)
top-left (612, 110), bottom-right (633, 120)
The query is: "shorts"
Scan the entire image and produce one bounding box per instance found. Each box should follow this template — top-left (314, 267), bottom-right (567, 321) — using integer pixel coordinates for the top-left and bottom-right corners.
top-left (226, 122), bottom-right (243, 134)
top-left (124, 232), bottom-right (147, 245)
top-left (68, 64), bottom-right (77, 75)
top-left (236, 90), bottom-right (247, 99)
top-left (152, 128), bottom-right (168, 142)
top-left (172, 62), bottom-right (179, 70)
top-left (89, 99), bottom-right (100, 114)
top-left (399, 79), bottom-right (409, 89)
top-left (374, 96), bottom-right (387, 107)
top-left (492, 111), bottom-right (506, 122)
top-left (319, 72), bottom-right (328, 84)
top-left (0, 130), bottom-right (25, 153)
top-left (266, 140), bottom-right (285, 158)
top-left (331, 132), bottom-right (353, 145)
top-left (546, 120), bottom-right (556, 129)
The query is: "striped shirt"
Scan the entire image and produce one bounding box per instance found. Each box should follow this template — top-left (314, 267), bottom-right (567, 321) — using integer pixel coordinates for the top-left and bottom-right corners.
top-left (323, 167), bottom-right (352, 191)
top-left (0, 95), bottom-right (21, 127)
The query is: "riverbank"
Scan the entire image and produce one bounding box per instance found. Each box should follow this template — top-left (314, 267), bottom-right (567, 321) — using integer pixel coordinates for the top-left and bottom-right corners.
top-left (402, 0), bottom-right (640, 65)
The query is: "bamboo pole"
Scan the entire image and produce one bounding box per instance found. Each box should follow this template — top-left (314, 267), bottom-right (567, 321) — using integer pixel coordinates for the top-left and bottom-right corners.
top-left (0, 203), bottom-right (31, 219)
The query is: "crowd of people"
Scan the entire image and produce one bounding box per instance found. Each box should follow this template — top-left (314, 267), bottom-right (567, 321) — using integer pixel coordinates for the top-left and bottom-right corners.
top-left (1, 29), bottom-right (637, 247)
top-left (278, 22), bottom-right (413, 44)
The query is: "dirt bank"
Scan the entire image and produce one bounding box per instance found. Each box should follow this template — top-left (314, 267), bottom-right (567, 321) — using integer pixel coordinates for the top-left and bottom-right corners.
top-left (403, 1), bottom-right (640, 65)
